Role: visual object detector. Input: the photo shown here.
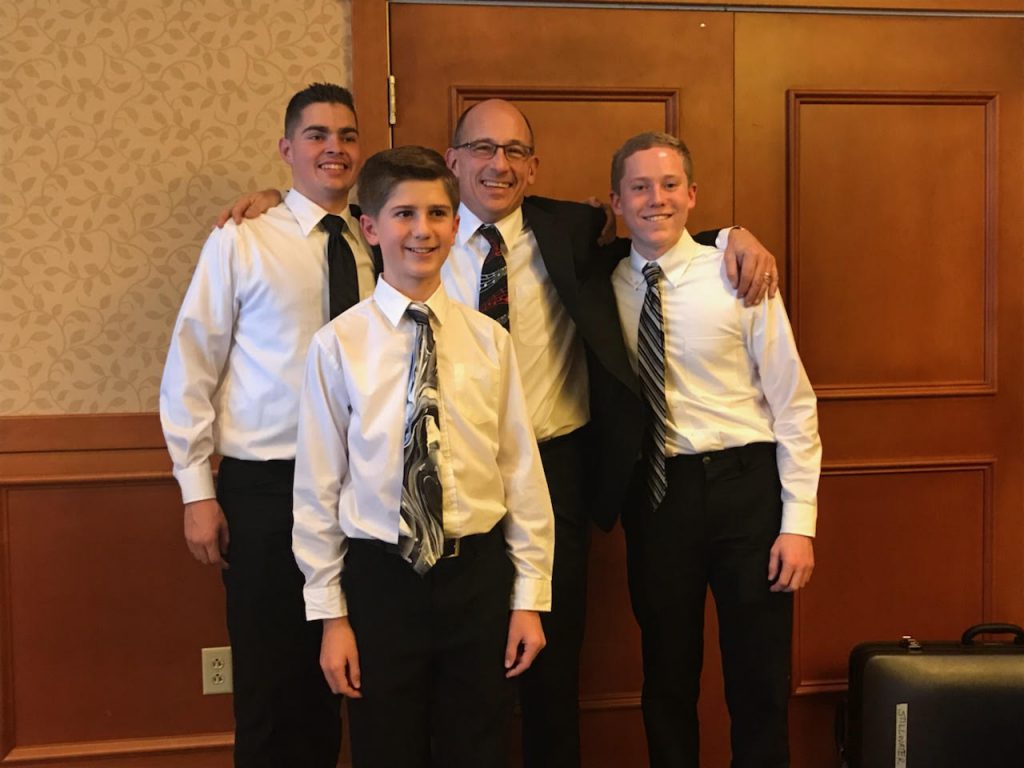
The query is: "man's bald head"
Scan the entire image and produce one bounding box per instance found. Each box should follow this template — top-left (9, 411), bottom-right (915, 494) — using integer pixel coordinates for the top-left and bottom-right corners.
top-left (452, 99), bottom-right (535, 147)
top-left (445, 99), bottom-right (539, 224)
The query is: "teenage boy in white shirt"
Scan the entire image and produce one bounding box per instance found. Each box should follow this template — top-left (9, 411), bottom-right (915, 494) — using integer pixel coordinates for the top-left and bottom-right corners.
top-left (291, 145), bottom-right (554, 768)
top-left (595, 132), bottom-right (821, 768)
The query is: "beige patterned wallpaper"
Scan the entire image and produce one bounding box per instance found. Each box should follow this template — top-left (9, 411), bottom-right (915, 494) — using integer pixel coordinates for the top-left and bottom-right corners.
top-left (0, 0), bottom-right (352, 414)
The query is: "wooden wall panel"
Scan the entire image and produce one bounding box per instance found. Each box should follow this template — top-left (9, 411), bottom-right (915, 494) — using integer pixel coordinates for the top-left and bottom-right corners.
top-left (789, 93), bottom-right (995, 398)
top-left (557, 0), bottom-right (1024, 11)
top-left (737, 13), bottom-right (1023, 768)
top-left (390, 3), bottom-right (736, 234)
top-left (795, 461), bottom-right (991, 693)
top-left (0, 416), bottom-right (233, 766)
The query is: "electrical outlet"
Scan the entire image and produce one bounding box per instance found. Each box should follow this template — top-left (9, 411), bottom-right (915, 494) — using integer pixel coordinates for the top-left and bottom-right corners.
top-left (201, 646), bottom-right (233, 695)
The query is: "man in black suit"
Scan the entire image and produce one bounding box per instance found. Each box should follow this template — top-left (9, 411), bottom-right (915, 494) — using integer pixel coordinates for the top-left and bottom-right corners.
top-left (216, 100), bottom-right (777, 767)
top-left (583, 132), bottom-right (820, 768)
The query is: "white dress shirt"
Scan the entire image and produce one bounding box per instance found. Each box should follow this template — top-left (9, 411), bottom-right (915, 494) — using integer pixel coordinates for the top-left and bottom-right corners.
top-left (611, 230), bottom-right (821, 536)
top-left (442, 204), bottom-right (589, 442)
top-left (292, 278), bottom-right (554, 619)
top-left (160, 189), bottom-right (375, 503)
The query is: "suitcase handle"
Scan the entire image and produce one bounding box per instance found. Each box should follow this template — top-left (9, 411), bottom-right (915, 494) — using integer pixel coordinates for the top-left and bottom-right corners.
top-left (961, 623), bottom-right (1024, 645)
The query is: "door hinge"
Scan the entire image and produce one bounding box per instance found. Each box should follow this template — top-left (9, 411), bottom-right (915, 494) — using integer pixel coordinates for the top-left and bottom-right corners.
top-left (387, 74), bottom-right (397, 126)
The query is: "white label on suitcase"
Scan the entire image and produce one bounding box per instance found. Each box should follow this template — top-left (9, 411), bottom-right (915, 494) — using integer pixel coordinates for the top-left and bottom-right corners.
top-left (895, 703), bottom-right (908, 768)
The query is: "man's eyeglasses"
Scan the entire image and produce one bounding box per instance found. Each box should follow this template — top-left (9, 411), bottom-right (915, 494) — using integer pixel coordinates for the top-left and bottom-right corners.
top-left (452, 140), bottom-right (534, 161)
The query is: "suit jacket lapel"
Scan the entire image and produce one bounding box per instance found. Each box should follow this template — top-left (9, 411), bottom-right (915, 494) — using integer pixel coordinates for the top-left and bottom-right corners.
top-left (521, 199), bottom-right (579, 316)
top-left (578, 273), bottom-right (641, 397)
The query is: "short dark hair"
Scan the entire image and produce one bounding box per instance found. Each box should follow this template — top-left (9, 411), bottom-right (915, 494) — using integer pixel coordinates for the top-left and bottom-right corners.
top-left (610, 131), bottom-right (694, 193)
top-left (357, 146), bottom-right (460, 217)
top-left (284, 83), bottom-right (357, 138)
top-left (451, 100), bottom-right (535, 147)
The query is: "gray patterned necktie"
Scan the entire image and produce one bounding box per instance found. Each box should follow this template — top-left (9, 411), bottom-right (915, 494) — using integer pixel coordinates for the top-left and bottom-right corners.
top-left (400, 302), bottom-right (444, 574)
top-left (638, 262), bottom-right (668, 509)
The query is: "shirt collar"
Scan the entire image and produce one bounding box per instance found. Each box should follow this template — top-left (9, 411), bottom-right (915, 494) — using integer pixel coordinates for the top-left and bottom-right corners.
top-left (285, 188), bottom-right (357, 238)
top-left (373, 277), bottom-right (450, 329)
top-left (456, 203), bottom-right (524, 250)
top-left (627, 229), bottom-right (699, 289)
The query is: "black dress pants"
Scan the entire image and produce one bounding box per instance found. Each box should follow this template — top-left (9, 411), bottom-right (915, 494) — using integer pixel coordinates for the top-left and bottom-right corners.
top-left (623, 443), bottom-right (793, 768)
top-left (342, 525), bottom-right (515, 768)
top-left (217, 457), bottom-right (341, 768)
top-left (520, 428), bottom-right (590, 768)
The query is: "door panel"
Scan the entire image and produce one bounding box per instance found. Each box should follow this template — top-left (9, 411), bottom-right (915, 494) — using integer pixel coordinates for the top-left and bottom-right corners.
top-left (381, 4), bottom-right (1024, 767)
top-left (390, 3), bottom-right (735, 232)
top-left (735, 13), bottom-right (1024, 768)
top-left (390, 3), bottom-right (737, 764)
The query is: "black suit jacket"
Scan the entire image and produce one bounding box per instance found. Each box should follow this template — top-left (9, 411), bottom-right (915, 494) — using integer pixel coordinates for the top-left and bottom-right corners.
top-left (513, 195), bottom-right (720, 531)
top-left (578, 230), bottom-right (720, 530)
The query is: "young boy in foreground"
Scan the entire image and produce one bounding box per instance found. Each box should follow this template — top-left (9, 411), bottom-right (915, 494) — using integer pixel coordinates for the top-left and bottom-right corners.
top-left (291, 145), bottom-right (554, 767)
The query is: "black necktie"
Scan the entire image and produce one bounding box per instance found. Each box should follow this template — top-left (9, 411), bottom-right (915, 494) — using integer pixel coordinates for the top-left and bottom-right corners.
top-left (477, 225), bottom-right (509, 330)
top-left (638, 262), bottom-right (668, 510)
top-left (321, 214), bottom-right (360, 319)
top-left (401, 303), bottom-right (445, 574)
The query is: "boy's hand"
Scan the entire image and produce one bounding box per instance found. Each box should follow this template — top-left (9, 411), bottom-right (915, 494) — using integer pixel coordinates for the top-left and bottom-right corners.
top-left (724, 227), bottom-right (779, 306)
top-left (504, 610), bottom-right (546, 678)
top-left (215, 188), bottom-right (284, 228)
top-left (183, 499), bottom-right (229, 568)
top-left (320, 617), bottom-right (362, 697)
top-left (768, 533), bottom-right (814, 593)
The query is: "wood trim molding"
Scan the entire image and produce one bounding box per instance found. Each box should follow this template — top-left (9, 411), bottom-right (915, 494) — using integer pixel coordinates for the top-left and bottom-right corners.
top-left (449, 86), bottom-right (681, 139)
top-left (0, 413), bottom-right (165, 455)
top-left (791, 456), bottom-right (995, 696)
top-left (579, 692), bottom-right (641, 712)
top-left (0, 490), bottom-right (13, 759)
top-left (390, 0), bottom-right (1024, 14)
top-left (352, 0), bottom-right (392, 154)
top-left (786, 90), bottom-right (998, 400)
top-left (0, 732), bottom-right (232, 765)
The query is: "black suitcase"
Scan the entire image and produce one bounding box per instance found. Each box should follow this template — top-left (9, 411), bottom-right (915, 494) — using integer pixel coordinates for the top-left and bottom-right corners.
top-left (839, 623), bottom-right (1024, 768)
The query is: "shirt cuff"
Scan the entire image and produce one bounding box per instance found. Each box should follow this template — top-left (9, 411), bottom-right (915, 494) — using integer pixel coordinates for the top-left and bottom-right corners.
top-left (511, 577), bottom-right (552, 612)
top-left (303, 584), bottom-right (348, 620)
top-left (715, 226), bottom-right (740, 252)
top-left (780, 501), bottom-right (817, 538)
top-left (175, 463), bottom-right (216, 505)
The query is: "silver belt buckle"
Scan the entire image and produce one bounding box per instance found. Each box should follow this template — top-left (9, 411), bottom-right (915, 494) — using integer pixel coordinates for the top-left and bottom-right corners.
top-left (441, 538), bottom-right (461, 559)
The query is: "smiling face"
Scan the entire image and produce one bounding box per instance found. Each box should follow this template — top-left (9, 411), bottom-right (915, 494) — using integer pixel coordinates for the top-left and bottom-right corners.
top-left (611, 146), bottom-right (697, 261)
top-left (278, 101), bottom-right (360, 213)
top-left (444, 99), bottom-right (538, 223)
top-left (360, 179), bottom-right (458, 301)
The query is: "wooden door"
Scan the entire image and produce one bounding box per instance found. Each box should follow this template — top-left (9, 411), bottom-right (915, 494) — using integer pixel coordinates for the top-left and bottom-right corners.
top-left (734, 13), bottom-right (1024, 767)
top-left (356, 2), bottom-right (1024, 767)
top-left (387, 3), bottom-right (737, 765)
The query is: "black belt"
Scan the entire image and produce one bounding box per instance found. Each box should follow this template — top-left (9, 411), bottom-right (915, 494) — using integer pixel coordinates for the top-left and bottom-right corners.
top-left (665, 441), bottom-right (776, 468)
top-left (349, 526), bottom-right (497, 561)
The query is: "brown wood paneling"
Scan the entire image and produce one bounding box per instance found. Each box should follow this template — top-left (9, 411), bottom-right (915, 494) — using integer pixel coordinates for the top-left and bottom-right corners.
top-left (0, 414), bottom-right (164, 454)
top-left (737, 14), bottom-right (1023, 768)
top-left (390, 3), bottom-right (735, 232)
top-left (0, 415), bottom-right (233, 766)
top-left (795, 461), bottom-right (992, 693)
top-left (788, 92), bottom-right (995, 399)
top-left (550, 0), bottom-right (1024, 11)
top-left (351, 0), bottom-right (391, 154)
top-left (3, 734), bottom-right (231, 766)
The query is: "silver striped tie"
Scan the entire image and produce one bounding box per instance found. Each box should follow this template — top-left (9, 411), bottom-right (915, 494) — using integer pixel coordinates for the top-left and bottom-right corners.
top-left (638, 262), bottom-right (668, 509)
